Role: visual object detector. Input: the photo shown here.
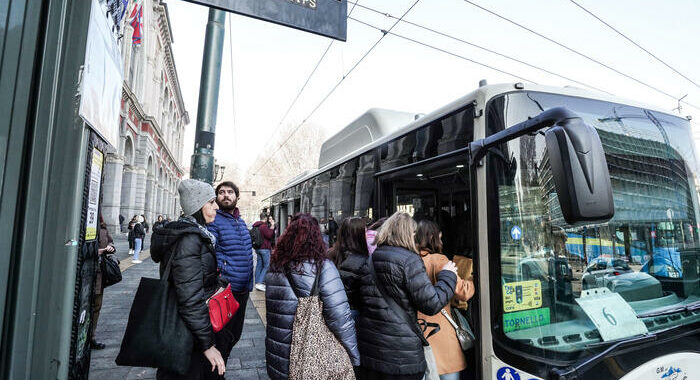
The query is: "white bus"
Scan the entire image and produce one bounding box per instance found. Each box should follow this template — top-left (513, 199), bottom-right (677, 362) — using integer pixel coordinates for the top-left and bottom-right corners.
top-left (263, 83), bottom-right (700, 379)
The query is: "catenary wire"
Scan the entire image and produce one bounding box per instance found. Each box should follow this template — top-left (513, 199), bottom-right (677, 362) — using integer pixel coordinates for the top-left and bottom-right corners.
top-left (568, 0), bottom-right (700, 90)
top-left (263, 0), bottom-right (362, 154)
top-left (461, 0), bottom-right (700, 112)
top-left (349, 16), bottom-right (538, 84)
top-left (347, 0), bottom-right (612, 95)
top-left (251, 0), bottom-right (422, 176)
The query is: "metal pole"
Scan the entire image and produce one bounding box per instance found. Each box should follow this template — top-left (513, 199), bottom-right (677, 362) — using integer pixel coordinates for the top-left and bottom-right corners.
top-left (190, 8), bottom-right (226, 184)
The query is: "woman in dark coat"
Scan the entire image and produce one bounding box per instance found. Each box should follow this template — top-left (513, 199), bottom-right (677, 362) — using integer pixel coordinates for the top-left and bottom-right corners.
top-left (265, 213), bottom-right (360, 380)
top-left (150, 179), bottom-right (228, 379)
top-left (331, 217), bottom-right (370, 313)
top-left (355, 211), bottom-right (458, 380)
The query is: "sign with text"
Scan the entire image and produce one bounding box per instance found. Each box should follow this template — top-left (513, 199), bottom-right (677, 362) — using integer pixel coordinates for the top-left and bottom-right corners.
top-left (183, 0), bottom-right (347, 41)
top-left (575, 287), bottom-right (648, 341)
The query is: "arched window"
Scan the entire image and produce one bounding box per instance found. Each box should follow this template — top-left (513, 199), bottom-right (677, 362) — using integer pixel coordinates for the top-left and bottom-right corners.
top-left (123, 136), bottom-right (134, 166)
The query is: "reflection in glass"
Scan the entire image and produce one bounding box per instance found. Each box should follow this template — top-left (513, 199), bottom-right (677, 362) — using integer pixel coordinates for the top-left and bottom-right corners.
top-left (488, 92), bottom-right (700, 354)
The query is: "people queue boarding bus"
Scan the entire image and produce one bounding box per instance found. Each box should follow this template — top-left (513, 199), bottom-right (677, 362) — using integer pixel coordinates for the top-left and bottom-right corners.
top-left (120, 178), bottom-right (475, 379)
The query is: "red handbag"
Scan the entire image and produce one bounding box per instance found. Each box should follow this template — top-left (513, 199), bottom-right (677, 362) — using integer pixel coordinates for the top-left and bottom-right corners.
top-left (207, 284), bottom-right (239, 332)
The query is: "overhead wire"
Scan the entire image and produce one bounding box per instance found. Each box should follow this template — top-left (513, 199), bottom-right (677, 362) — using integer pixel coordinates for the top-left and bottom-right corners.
top-left (348, 16), bottom-right (537, 84)
top-left (461, 0), bottom-right (700, 112)
top-left (347, 0), bottom-right (612, 95)
top-left (252, 0), bottom-right (422, 176)
top-left (263, 0), bottom-right (362, 156)
top-left (568, 0), bottom-right (700, 91)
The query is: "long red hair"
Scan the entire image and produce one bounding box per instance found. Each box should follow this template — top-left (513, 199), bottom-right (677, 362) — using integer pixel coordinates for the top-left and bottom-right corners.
top-left (270, 213), bottom-right (327, 273)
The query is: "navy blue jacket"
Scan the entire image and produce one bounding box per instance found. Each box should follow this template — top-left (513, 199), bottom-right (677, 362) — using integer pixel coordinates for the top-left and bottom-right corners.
top-left (207, 208), bottom-right (254, 292)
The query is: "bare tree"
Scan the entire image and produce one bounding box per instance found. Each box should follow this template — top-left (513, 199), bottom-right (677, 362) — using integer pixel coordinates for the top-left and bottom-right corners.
top-left (236, 122), bottom-right (327, 223)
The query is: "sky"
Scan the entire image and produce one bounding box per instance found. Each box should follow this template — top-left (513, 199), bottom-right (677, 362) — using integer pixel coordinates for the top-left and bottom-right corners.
top-left (166, 0), bottom-right (700, 175)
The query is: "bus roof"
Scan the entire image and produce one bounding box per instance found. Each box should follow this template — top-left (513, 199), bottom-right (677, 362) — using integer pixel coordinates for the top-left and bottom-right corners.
top-left (266, 82), bottom-right (686, 199)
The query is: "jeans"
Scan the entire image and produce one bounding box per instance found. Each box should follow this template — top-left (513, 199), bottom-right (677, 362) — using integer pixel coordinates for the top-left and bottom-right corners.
top-left (255, 249), bottom-right (270, 284)
top-left (439, 373), bottom-right (460, 380)
top-left (134, 238), bottom-right (143, 260)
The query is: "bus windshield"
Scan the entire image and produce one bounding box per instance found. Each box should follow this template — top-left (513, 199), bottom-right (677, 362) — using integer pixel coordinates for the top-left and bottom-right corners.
top-left (487, 91), bottom-right (700, 354)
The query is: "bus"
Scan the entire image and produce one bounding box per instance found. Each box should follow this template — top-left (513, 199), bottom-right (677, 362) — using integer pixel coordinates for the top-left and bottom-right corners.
top-left (262, 83), bottom-right (700, 379)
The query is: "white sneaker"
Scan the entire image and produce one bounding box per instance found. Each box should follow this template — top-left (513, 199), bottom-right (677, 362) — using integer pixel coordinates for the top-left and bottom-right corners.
top-left (255, 283), bottom-right (266, 292)
top-left (128, 249), bottom-right (134, 255)
top-left (132, 259), bottom-right (143, 264)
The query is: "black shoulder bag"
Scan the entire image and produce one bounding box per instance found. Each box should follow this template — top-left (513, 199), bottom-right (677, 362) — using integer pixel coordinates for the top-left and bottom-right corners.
top-left (116, 243), bottom-right (194, 375)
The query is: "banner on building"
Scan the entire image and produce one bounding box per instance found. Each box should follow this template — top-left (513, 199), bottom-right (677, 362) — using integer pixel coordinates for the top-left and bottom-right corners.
top-left (183, 0), bottom-right (347, 41)
top-left (79, 0), bottom-right (124, 149)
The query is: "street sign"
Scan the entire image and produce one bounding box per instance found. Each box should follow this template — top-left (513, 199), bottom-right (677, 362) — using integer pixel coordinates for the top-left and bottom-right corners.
top-left (183, 0), bottom-right (347, 41)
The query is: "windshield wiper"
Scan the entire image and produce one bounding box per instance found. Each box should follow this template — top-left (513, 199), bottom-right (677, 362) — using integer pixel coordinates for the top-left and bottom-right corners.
top-left (637, 300), bottom-right (700, 318)
top-left (550, 333), bottom-right (657, 380)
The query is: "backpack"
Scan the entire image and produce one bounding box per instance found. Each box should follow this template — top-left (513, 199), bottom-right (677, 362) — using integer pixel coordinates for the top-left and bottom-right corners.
top-left (250, 226), bottom-right (263, 249)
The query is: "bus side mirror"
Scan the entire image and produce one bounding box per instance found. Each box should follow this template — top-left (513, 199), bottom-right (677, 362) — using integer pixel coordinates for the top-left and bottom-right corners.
top-left (544, 117), bottom-right (614, 224)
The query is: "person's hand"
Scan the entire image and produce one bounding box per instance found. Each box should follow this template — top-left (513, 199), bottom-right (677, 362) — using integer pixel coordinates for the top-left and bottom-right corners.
top-left (105, 245), bottom-right (115, 254)
top-left (203, 346), bottom-right (226, 375)
top-left (441, 261), bottom-right (458, 275)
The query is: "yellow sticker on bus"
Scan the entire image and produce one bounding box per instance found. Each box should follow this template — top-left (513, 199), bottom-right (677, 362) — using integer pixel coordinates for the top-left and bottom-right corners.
top-left (503, 280), bottom-right (542, 312)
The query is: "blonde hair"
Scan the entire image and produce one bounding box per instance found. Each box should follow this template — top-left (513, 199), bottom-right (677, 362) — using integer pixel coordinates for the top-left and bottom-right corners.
top-left (373, 212), bottom-right (418, 253)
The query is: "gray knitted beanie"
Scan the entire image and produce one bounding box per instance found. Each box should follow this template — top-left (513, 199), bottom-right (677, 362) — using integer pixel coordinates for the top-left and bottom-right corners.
top-left (178, 179), bottom-right (215, 216)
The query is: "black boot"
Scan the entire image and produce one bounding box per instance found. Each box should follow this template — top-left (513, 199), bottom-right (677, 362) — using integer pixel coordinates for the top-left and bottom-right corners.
top-left (90, 339), bottom-right (106, 350)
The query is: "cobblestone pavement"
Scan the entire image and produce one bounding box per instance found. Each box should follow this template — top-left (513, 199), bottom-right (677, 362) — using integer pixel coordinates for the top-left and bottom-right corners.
top-left (89, 235), bottom-right (269, 380)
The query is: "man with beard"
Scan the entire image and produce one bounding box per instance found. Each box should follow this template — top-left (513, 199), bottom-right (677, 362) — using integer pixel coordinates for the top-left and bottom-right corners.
top-left (207, 181), bottom-right (253, 370)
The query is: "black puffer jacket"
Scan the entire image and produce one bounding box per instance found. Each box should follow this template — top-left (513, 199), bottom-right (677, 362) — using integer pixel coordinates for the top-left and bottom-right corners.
top-left (356, 245), bottom-right (457, 375)
top-left (338, 251), bottom-right (367, 310)
top-left (265, 259), bottom-right (360, 380)
top-left (150, 216), bottom-right (223, 351)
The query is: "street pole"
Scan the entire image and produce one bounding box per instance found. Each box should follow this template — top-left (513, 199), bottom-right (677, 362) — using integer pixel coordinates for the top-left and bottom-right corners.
top-left (190, 8), bottom-right (226, 184)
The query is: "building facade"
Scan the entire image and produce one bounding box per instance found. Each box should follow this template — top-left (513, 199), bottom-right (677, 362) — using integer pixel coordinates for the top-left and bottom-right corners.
top-left (102, 0), bottom-right (188, 233)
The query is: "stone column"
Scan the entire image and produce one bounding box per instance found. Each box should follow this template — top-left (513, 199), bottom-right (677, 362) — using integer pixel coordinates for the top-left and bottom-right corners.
top-left (102, 153), bottom-right (124, 235)
top-left (144, 175), bottom-right (155, 224)
top-left (120, 166), bottom-right (138, 221)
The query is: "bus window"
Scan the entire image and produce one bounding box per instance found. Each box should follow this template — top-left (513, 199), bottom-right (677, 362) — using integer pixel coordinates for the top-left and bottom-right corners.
top-left (311, 171), bottom-right (330, 221)
top-left (488, 91), bottom-right (700, 356)
top-left (329, 159), bottom-right (357, 222)
top-left (354, 152), bottom-right (376, 219)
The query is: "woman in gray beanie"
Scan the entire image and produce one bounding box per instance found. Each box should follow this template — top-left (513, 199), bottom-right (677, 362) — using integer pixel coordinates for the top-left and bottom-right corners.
top-left (149, 179), bottom-right (230, 379)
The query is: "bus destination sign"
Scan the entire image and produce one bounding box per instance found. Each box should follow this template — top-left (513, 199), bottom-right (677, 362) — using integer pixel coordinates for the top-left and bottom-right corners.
top-left (183, 0), bottom-right (347, 41)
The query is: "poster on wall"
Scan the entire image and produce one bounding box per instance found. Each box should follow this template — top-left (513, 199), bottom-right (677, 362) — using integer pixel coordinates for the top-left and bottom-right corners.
top-left (85, 149), bottom-right (104, 241)
top-left (79, 0), bottom-right (124, 149)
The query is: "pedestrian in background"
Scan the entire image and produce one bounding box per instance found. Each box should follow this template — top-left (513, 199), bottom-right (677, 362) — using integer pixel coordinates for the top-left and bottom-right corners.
top-left (415, 220), bottom-right (474, 380)
top-left (265, 213), bottom-right (360, 380)
top-left (207, 181), bottom-right (253, 367)
top-left (355, 211), bottom-right (458, 380)
top-left (132, 215), bottom-right (146, 264)
top-left (327, 214), bottom-right (339, 247)
top-left (91, 215), bottom-right (115, 350)
top-left (331, 217), bottom-right (369, 315)
top-left (119, 214), bottom-right (125, 232)
top-left (252, 214), bottom-right (275, 292)
top-left (150, 179), bottom-right (227, 379)
top-left (153, 215), bottom-right (166, 230)
top-left (127, 215), bottom-right (137, 255)
top-left (141, 214), bottom-right (149, 234)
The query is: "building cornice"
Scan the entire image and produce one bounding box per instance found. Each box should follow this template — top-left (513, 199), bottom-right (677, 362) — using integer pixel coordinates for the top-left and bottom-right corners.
top-left (122, 82), bottom-right (184, 177)
top-left (155, 2), bottom-right (189, 125)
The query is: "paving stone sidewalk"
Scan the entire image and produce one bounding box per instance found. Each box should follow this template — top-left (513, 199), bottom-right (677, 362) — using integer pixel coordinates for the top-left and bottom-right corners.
top-left (89, 247), bottom-right (269, 380)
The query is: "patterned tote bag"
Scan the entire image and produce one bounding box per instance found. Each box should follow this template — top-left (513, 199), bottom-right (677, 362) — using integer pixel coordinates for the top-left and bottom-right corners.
top-left (286, 264), bottom-right (355, 380)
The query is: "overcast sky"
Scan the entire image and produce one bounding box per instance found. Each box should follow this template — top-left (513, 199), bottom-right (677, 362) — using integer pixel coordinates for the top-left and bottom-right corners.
top-left (166, 0), bottom-right (700, 175)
